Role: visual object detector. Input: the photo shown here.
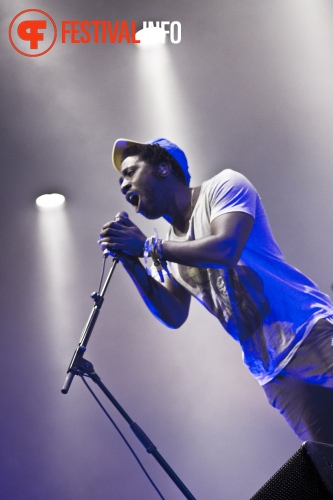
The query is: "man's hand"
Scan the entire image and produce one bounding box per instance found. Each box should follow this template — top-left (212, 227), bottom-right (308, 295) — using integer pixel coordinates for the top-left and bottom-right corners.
top-left (98, 212), bottom-right (147, 257)
top-left (98, 212), bottom-right (191, 329)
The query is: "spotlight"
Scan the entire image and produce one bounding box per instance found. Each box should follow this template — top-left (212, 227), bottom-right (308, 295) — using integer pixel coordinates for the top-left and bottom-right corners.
top-left (135, 26), bottom-right (166, 49)
top-left (36, 193), bottom-right (66, 211)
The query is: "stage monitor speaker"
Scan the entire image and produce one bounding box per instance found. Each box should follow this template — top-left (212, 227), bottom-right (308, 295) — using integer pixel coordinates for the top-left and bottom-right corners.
top-left (251, 441), bottom-right (333, 500)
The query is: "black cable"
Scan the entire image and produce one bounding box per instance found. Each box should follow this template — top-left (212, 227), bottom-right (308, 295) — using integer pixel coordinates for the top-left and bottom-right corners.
top-left (97, 255), bottom-right (108, 294)
top-left (79, 374), bottom-right (165, 500)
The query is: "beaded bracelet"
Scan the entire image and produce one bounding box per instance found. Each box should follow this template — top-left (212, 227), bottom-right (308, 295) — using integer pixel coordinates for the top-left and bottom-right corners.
top-left (143, 231), bottom-right (174, 283)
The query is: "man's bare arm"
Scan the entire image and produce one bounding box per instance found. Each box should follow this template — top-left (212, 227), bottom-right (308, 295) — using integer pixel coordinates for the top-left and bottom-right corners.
top-left (116, 255), bottom-right (191, 329)
top-left (162, 212), bottom-right (254, 269)
top-left (99, 211), bottom-right (253, 327)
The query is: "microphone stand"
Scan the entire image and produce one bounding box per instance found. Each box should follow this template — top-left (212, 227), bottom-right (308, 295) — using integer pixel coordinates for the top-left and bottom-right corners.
top-left (61, 255), bottom-right (196, 500)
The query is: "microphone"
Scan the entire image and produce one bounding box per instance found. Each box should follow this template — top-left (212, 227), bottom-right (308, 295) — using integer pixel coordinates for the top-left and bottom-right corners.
top-left (103, 212), bottom-right (128, 258)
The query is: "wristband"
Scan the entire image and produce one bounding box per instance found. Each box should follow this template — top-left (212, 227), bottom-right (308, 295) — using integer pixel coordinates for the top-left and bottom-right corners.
top-left (143, 231), bottom-right (174, 284)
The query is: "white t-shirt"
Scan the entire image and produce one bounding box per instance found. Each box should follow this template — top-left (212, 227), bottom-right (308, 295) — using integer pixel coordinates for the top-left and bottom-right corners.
top-left (166, 169), bottom-right (333, 385)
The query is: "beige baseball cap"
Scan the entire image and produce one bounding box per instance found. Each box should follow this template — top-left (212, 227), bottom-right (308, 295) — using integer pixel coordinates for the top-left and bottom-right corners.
top-left (112, 137), bottom-right (191, 185)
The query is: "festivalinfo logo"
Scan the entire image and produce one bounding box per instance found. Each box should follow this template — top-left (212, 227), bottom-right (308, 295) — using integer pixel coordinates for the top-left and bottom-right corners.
top-left (8, 9), bottom-right (182, 57)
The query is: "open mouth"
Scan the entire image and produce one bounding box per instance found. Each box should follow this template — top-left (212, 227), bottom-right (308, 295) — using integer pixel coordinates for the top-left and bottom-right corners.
top-left (127, 192), bottom-right (139, 208)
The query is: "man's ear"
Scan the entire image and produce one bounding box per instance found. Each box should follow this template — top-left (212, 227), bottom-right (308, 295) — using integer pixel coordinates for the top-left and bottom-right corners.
top-left (157, 162), bottom-right (172, 178)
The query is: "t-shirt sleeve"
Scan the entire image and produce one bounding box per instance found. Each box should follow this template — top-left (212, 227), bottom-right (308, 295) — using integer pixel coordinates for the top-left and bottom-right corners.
top-left (209, 169), bottom-right (258, 222)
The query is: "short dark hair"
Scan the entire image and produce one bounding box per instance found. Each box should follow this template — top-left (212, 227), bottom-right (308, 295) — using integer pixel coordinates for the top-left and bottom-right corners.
top-left (121, 143), bottom-right (187, 184)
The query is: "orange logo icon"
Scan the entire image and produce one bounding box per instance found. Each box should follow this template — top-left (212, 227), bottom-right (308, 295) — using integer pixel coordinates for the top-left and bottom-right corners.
top-left (9, 10), bottom-right (57, 57)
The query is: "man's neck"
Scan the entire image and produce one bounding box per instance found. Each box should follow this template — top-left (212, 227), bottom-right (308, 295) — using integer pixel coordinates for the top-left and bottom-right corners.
top-left (165, 185), bottom-right (201, 236)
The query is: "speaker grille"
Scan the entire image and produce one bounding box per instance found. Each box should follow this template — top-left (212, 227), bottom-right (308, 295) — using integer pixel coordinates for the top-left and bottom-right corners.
top-left (251, 443), bottom-right (333, 500)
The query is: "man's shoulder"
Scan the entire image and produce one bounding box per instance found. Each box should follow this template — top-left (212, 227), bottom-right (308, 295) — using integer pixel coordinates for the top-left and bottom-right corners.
top-left (199, 169), bottom-right (259, 216)
top-left (202, 169), bottom-right (254, 191)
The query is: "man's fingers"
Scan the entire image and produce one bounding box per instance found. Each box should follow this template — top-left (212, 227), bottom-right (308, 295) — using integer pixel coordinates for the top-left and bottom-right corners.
top-left (102, 212), bottom-right (133, 231)
top-left (100, 223), bottom-right (126, 238)
top-left (102, 220), bottom-right (113, 230)
top-left (116, 211), bottom-right (134, 227)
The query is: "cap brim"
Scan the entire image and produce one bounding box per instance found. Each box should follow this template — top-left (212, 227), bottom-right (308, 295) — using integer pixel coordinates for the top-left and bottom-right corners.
top-left (112, 138), bottom-right (145, 172)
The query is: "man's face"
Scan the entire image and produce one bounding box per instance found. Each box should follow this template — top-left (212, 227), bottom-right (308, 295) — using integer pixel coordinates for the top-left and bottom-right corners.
top-left (119, 155), bottom-right (165, 219)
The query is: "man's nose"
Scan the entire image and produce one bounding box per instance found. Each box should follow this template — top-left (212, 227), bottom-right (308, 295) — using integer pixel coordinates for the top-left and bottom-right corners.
top-left (120, 179), bottom-right (131, 194)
